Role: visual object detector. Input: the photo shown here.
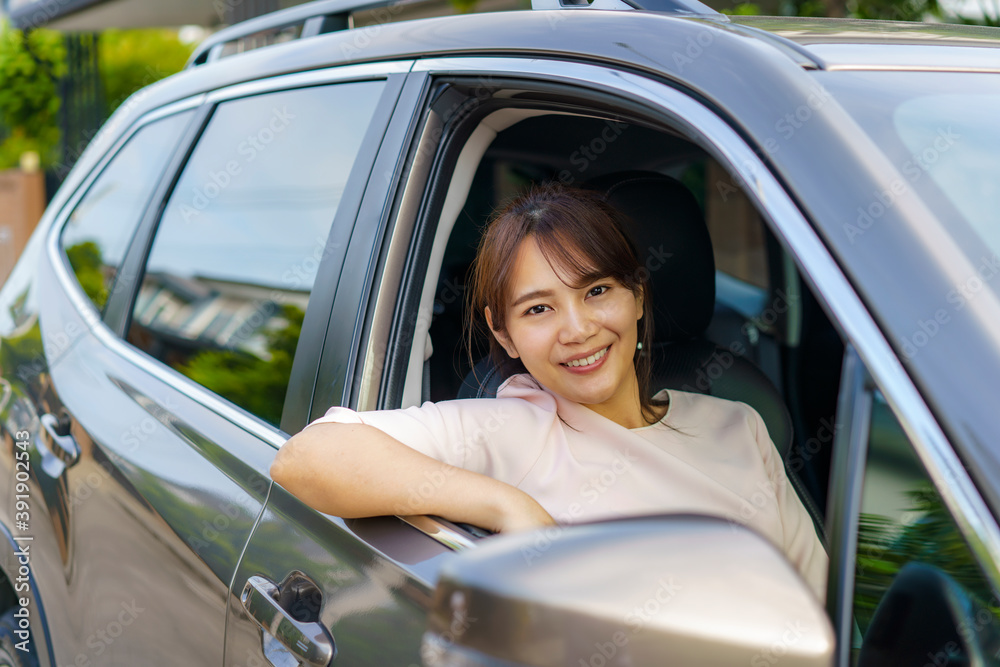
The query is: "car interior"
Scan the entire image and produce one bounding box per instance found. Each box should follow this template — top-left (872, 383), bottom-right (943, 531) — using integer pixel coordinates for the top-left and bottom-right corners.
top-left (389, 94), bottom-right (846, 540)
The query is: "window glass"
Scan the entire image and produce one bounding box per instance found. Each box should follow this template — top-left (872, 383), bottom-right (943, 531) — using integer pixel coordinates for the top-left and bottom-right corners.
top-left (127, 81), bottom-right (385, 427)
top-left (852, 390), bottom-right (1000, 664)
top-left (60, 111), bottom-right (194, 312)
top-left (701, 160), bottom-right (769, 291)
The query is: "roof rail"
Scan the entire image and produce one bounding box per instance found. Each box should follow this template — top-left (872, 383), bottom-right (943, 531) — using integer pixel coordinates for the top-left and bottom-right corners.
top-left (186, 0), bottom-right (417, 68)
top-left (531, 0), bottom-right (723, 17)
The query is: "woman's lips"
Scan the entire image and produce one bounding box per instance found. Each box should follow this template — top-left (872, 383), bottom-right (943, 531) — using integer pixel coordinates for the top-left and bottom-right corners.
top-left (561, 345), bottom-right (610, 371)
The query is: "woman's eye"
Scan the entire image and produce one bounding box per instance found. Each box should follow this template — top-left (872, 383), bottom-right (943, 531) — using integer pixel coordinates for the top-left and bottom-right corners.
top-left (525, 304), bottom-right (549, 315)
top-left (588, 285), bottom-right (610, 298)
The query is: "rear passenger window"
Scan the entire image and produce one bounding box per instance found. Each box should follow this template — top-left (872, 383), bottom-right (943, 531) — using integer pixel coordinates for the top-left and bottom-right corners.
top-left (60, 111), bottom-right (194, 312)
top-left (126, 81), bottom-right (385, 427)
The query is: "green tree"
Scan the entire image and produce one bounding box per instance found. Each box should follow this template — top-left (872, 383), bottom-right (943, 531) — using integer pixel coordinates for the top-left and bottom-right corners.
top-left (99, 29), bottom-right (194, 114)
top-left (0, 21), bottom-right (66, 169)
top-left (177, 304), bottom-right (305, 427)
top-left (848, 0), bottom-right (941, 21)
top-left (64, 240), bottom-right (109, 310)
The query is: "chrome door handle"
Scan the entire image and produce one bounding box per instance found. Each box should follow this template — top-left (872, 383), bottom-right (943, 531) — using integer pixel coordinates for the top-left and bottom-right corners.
top-left (38, 413), bottom-right (80, 476)
top-left (241, 575), bottom-right (335, 667)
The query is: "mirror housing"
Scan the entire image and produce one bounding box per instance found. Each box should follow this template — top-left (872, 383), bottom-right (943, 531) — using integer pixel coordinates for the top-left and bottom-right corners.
top-left (423, 515), bottom-right (833, 667)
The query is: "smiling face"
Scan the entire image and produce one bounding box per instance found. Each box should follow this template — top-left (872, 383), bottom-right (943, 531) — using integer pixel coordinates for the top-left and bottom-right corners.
top-left (487, 236), bottom-right (646, 428)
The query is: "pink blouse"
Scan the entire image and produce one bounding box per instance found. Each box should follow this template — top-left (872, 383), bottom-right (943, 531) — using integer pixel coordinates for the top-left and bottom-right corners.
top-left (309, 373), bottom-right (828, 600)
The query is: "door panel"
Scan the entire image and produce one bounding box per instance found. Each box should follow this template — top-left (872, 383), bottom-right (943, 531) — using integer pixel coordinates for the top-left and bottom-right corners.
top-left (226, 70), bottom-right (447, 667)
top-left (227, 489), bottom-right (446, 667)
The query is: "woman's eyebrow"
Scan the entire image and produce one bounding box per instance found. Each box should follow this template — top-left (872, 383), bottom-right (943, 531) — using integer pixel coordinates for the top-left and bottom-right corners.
top-left (510, 289), bottom-right (554, 308)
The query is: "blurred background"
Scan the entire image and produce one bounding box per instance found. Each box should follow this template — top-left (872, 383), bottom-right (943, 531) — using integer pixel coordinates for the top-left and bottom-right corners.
top-left (0, 0), bottom-right (996, 285)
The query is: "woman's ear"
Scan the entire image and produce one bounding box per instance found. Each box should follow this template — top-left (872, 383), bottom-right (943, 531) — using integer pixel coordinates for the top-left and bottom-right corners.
top-left (634, 285), bottom-right (645, 321)
top-left (485, 306), bottom-right (519, 359)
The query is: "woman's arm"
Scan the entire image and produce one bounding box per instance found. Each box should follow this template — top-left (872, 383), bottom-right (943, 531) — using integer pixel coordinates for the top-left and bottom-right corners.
top-left (271, 422), bottom-right (556, 533)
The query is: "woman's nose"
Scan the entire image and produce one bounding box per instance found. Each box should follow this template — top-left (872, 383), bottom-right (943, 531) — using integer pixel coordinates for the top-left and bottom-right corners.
top-left (559, 304), bottom-right (599, 344)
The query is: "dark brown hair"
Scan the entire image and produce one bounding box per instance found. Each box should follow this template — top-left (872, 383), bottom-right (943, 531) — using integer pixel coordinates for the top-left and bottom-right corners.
top-left (466, 182), bottom-right (666, 424)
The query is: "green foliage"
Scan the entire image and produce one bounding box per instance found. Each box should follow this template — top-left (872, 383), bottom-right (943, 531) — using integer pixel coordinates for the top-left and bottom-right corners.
top-left (854, 483), bottom-right (998, 634)
top-left (99, 29), bottom-right (194, 114)
top-left (848, 0), bottom-right (940, 21)
top-left (64, 241), bottom-right (109, 310)
top-left (722, 3), bottom-right (763, 14)
top-left (0, 21), bottom-right (66, 169)
top-left (0, 324), bottom-right (43, 384)
top-left (177, 304), bottom-right (305, 427)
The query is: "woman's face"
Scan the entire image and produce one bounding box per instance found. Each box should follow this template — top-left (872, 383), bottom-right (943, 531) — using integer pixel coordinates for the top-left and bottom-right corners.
top-left (488, 236), bottom-right (644, 425)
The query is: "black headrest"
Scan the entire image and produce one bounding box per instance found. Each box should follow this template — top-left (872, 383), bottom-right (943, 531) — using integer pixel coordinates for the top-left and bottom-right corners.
top-left (585, 171), bottom-right (715, 341)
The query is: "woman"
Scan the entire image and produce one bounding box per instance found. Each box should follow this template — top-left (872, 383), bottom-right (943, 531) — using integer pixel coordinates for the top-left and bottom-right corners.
top-left (272, 183), bottom-right (827, 598)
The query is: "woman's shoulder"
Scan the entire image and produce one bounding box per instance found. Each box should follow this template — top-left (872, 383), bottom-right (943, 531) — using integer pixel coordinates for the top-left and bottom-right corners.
top-left (655, 388), bottom-right (761, 429)
top-left (427, 374), bottom-right (559, 422)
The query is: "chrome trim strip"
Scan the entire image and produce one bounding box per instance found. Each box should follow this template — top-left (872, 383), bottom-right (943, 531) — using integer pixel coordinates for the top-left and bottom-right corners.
top-left (203, 60), bottom-right (413, 105)
top-left (410, 57), bottom-right (1000, 582)
top-left (399, 515), bottom-right (478, 551)
top-left (826, 64), bottom-right (1000, 73)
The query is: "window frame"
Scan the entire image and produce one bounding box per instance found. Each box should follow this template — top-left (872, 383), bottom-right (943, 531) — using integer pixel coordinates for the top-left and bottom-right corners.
top-left (55, 99), bottom-right (204, 328)
top-left (47, 61), bottom-right (413, 442)
top-left (339, 56), bottom-right (1000, 616)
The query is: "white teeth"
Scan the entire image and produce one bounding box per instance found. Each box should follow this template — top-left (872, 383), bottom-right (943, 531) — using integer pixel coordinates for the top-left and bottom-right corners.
top-left (566, 346), bottom-right (608, 368)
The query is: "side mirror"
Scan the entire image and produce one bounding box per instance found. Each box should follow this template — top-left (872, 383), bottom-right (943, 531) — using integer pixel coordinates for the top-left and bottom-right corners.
top-left (423, 515), bottom-right (833, 667)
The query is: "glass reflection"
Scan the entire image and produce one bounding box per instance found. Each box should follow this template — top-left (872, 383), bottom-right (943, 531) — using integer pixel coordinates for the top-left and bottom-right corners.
top-left (127, 81), bottom-right (385, 427)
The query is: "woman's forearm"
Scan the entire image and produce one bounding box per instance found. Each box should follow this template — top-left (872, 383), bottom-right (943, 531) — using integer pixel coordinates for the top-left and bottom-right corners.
top-left (271, 422), bottom-right (553, 532)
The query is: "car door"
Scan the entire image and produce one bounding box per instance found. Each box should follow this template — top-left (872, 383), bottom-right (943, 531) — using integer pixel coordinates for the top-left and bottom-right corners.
top-left (823, 348), bottom-right (1000, 666)
top-left (229, 55), bottom-right (844, 667)
top-left (223, 70), bottom-right (445, 667)
top-left (18, 64), bottom-right (408, 666)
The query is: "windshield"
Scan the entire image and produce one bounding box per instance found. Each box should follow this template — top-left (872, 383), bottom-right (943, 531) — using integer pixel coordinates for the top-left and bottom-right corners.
top-left (819, 70), bottom-right (1000, 280)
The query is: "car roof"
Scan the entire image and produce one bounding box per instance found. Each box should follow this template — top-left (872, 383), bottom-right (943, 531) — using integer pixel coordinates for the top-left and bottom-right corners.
top-left (733, 16), bottom-right (1000, 71)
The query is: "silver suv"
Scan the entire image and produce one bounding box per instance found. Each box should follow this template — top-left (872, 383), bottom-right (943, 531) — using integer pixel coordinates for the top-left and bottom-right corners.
top-left (2, 0), bottom-right (1000, 665)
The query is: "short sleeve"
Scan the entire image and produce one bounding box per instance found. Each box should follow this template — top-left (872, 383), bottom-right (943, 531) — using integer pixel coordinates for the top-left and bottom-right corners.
top-left (746, 405), bottom-right (829, 602)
